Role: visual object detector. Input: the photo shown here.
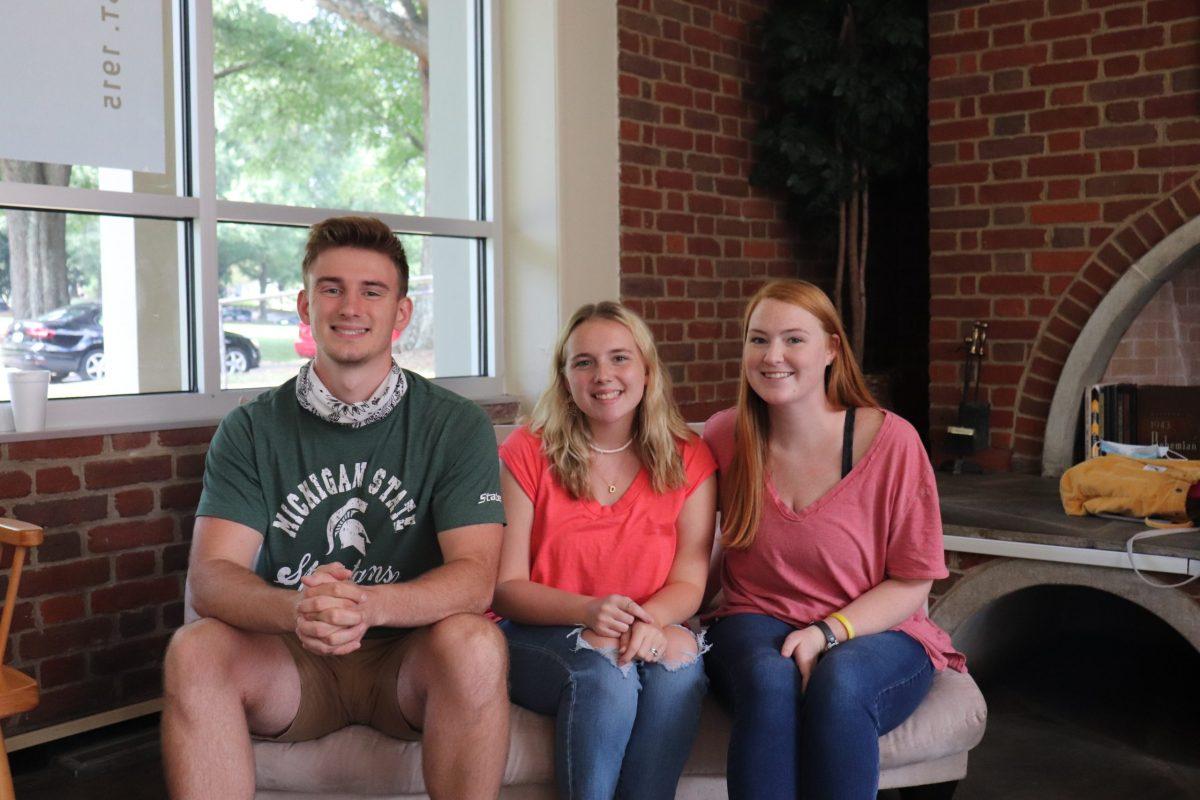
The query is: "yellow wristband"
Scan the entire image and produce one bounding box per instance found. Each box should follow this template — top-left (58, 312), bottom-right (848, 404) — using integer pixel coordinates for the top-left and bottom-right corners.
top-left (830, 612), bottom-right (855, 640)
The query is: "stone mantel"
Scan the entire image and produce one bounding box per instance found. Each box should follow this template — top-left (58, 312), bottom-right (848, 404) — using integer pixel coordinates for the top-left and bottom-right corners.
top-left (936, 473), bottom-right (1200, 577)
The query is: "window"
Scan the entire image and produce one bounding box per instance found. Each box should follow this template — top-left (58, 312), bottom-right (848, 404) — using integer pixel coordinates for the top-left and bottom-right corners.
top-left (0, 0), bottom-right (498, 428)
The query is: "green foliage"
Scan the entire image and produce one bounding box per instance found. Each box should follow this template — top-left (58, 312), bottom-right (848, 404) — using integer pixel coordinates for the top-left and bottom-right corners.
top-left (214, 0), bottom-right (426, 214)
top-left (751, 0), bottom-right (926, 216)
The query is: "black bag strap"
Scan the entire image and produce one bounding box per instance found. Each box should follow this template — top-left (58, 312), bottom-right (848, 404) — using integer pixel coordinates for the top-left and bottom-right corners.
top-left (842, 406), bottom-right (857, 479)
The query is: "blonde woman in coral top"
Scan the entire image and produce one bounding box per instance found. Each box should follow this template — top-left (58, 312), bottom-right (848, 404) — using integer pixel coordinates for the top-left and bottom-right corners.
top-left (703, 280), bottom-right (964, 800)
top-left (492, 301), bottom-right (717, 800)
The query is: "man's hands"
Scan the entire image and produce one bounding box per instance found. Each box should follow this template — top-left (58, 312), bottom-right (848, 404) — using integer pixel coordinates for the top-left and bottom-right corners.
top-left (780, 625), bottom-right (827, 691)
top-left (294, 563), bottom-right (371, 656)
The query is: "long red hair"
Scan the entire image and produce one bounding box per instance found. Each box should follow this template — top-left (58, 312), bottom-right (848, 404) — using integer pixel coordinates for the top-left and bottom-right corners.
top-left (722, 280), bottom-right (878, 550)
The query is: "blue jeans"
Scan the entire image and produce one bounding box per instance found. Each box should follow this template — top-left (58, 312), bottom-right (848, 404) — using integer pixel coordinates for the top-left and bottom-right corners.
top-left (705, 613), bottom-right (934, 800)
top-left (502, 621), bottom-right (708, 800)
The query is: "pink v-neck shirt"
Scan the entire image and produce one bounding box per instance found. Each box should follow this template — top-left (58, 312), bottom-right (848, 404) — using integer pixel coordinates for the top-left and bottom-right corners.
top-left (703, 408), bottom-right (965, 672)
top-left (500, 427), bottom-right (717, 605)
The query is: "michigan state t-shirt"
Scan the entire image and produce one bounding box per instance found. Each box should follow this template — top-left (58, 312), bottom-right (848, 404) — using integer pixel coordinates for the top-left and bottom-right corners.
top-left (196, 370), bottom-right (505, 591)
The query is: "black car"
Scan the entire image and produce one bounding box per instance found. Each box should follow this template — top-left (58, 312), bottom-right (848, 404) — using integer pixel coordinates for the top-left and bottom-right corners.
top-left (3, 302), bottom-right (261, 381)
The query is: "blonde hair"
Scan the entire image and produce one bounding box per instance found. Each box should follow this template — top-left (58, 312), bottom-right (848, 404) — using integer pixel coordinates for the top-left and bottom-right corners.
top-left (722, 280), bottom-right (878, 550)
top-left (528, 302), bottom-right (692, 499)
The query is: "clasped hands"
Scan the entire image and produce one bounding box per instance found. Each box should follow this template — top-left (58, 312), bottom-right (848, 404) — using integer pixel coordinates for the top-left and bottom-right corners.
top-left (581, 593), bottom-right (667, 667)
top-left (293, 562), bottom-right (373, 656)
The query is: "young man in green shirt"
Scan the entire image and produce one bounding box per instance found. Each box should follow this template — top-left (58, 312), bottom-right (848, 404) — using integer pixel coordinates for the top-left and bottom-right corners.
top-left (162, 217), bottom-right (509, 799)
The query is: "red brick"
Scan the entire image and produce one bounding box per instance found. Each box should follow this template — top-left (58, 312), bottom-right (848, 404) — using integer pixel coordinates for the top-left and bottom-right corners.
top-left (12, 496), bottom-right (108, 528)
top-left (1084, 174), bottom-right (1160, 197)
top-left (978, 0), bottom-right (1045, 26)
top-left (0, 471), bottom-right (32, 500)
top-left (110, 432), bottom-right (152, 451)
top-left (1029, 60), bottom-right (1099, 86)
top-left (1149, 0), bottom-right (1197, 22)
top-left (1087, 74), bottom-right (1165, 102)
top-left (115, 488), bottom-right (155, 518)
top-left (1029, 105), bottom-right (1100, 132)
top-left (1028, 153), bottom-right (1096, 176)
top-left (1145, 93), bottom-right (1200, 120)
top-left (20, 557), bottom-right (110, 598)
top-left (8, 437), bottom-right (103, 461)
top-left (979, 275), bottom-right (1046, 295)
top-left (89, 635), bottom-right (170, 678)
top-left (988, 320), bottom-right (1043, 340)
top-left (119, 608), bottom-right (157, 639)
top-left (931, 209), bottom-right (991, 229)
top-left (91, 577), bottom-right (180, 614)
top-left (1084, 125), bottom-right (1160, 149)
top-left (35, 467), bottom-right (80, 495)
top-left (1099, 150), bottom-right (1137, 171)
top-left (1102, 55), bottom-right (1140, 78)
top-left (19, 617), bottom-right (113, 660)
top-left (39, 654), bottom-right (87, 689)
top-left (39, 594), bottom-right (85, 625)
top-left (1138, 144), bottom-right (1200, 168)
top-left (980, 44), bottom-right (1049, 71)
top-left (1030, 13), bottom-right (1101, 41)
top-left (979, 90), bottom-right (1046, 114)
top-left (37, 531), bottom-right (82, 563)
top-left (1032, 250), bottom-right (1090, 272)
top-left (1030, 203), bottom-right (1101, 223)
top-left (84, 456), bottom-right (172, 490)
top-left (978, 136), bottom-right (1044, 159)
top-left (979, 182), bottom-right (1046, 204)
top-left (88, 518), bottom-right (175, 553)
top-left (930, 30), bottom-right (990, 55)
top-left (1091, 27), bottom-right (1165, 56)
top-left (116, 550), bottom-right (157, 580)
top-left (160, 483), bottom-right (203, 511)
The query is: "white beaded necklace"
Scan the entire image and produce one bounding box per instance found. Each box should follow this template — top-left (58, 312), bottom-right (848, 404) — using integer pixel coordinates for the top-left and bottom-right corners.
top-left (587, 438), bottom-right (633, 455)
top-left (589, 438), bottom-right (634, 495)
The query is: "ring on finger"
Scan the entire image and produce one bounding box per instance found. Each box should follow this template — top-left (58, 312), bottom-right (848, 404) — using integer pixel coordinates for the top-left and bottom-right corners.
top-left (649, 646), bottom-right (661, 658)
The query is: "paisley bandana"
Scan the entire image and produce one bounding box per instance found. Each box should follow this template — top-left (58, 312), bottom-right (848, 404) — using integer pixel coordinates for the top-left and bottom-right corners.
top-left (296, 357), bottom-right (408, 428)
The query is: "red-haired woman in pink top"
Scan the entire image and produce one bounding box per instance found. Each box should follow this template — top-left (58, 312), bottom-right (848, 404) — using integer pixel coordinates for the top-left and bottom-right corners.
top-left (703, 280), bottom-right (965, 800)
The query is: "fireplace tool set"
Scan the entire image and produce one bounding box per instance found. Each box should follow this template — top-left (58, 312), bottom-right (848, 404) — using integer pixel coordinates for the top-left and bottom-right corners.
top-left (941, 321), bottom-right (990, 474)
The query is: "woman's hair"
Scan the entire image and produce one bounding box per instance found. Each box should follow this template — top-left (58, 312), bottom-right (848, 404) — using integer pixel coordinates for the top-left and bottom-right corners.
top-left (528, 301), bottom-right (692, 499)
top-left (722, 280), bottom-right (878, 550)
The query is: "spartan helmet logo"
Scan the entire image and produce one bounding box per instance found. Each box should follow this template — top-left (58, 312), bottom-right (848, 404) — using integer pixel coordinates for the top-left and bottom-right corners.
top-left (326, 498), bottom-right (371, 556)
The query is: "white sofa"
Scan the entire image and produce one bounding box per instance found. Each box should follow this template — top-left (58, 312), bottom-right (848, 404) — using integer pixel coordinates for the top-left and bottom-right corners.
top-left (253, 667), bottom-right (986, 799)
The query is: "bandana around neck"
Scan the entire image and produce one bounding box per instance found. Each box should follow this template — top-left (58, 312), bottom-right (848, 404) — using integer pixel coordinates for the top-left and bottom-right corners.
top-left (296, 357), bottom-right (408, 428)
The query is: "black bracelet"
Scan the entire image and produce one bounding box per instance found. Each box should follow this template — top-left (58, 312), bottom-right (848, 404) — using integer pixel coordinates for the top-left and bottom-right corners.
top-left (813, 619), bottom-right (839, 652)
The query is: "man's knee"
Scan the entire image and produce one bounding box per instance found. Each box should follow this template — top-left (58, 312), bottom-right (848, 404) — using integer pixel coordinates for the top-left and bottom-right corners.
top-left (424, 613), bottom-right (508, 692)
top-left (164, 618), bottom-right (242, 691)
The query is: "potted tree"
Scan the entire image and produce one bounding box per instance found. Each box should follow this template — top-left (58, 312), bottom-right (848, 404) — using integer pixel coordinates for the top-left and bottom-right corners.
top-left (751, 0), bottom-right (927, 370)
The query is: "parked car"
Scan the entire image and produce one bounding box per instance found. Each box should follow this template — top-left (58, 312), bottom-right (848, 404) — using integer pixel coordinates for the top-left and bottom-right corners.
top-left (221, 305), bottom-right (253, 322)
top-left (294, 322), bottom-right (400, 359)
top-left (2, 302), bottom-right (260, 381)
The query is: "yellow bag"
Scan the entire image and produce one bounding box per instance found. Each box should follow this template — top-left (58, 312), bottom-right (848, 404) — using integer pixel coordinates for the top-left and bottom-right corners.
top-left (1059, 455), bottom-right (1200, 522)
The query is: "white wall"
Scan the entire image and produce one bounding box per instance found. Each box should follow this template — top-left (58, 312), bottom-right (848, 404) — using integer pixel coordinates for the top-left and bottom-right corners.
top-left (501, 0), bottom-right (620, 411)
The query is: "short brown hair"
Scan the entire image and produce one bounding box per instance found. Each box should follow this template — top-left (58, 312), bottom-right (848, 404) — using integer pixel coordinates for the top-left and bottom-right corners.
top-left (302, 216), bottom-right (409, 296)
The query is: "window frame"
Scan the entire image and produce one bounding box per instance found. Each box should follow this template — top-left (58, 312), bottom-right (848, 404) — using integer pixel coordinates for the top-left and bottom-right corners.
top-left (0, 0), bottom-right (504, 437)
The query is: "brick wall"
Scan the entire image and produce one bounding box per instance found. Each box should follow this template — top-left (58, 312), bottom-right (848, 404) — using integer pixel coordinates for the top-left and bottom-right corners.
top-left (616, 0), bottom-right (827, 421)
top-left (0, 428), bottom-right (210, 735)
top-left (1102, 263), bottom-right (1200, 383)
top-left (927, 0), bottom-right (1200, 471)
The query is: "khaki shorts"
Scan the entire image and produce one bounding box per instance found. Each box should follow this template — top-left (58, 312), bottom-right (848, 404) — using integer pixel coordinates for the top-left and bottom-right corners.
top-left (256, 632), bottom-right (423, 743)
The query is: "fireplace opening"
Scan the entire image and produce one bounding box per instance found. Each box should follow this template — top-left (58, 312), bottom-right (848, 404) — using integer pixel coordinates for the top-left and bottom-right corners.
top-left (953, 584), bottom-right (1200, 796)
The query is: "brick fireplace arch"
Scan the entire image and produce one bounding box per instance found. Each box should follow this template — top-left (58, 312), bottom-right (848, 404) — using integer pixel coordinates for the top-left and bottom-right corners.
top-left (1010, 174), bottom-right (1200, 473)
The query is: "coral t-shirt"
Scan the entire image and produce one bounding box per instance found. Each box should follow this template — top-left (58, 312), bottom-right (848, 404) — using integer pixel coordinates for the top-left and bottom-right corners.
top-left (499, 426), bottom-right (717, 605)
top-left (703, 408), bottom-right (965, 672)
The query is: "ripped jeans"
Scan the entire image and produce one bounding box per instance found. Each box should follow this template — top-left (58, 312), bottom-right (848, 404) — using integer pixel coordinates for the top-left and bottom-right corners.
top-left (501, 621), bottom-right (708, 800)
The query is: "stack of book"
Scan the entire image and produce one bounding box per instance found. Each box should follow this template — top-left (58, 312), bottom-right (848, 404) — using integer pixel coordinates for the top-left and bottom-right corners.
top-left (1083, 383), bottom-right (1200, 460)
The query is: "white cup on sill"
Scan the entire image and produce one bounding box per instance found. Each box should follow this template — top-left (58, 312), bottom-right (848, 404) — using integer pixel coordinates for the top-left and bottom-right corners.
top-left (6, 369), bottom-right (51, 432)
